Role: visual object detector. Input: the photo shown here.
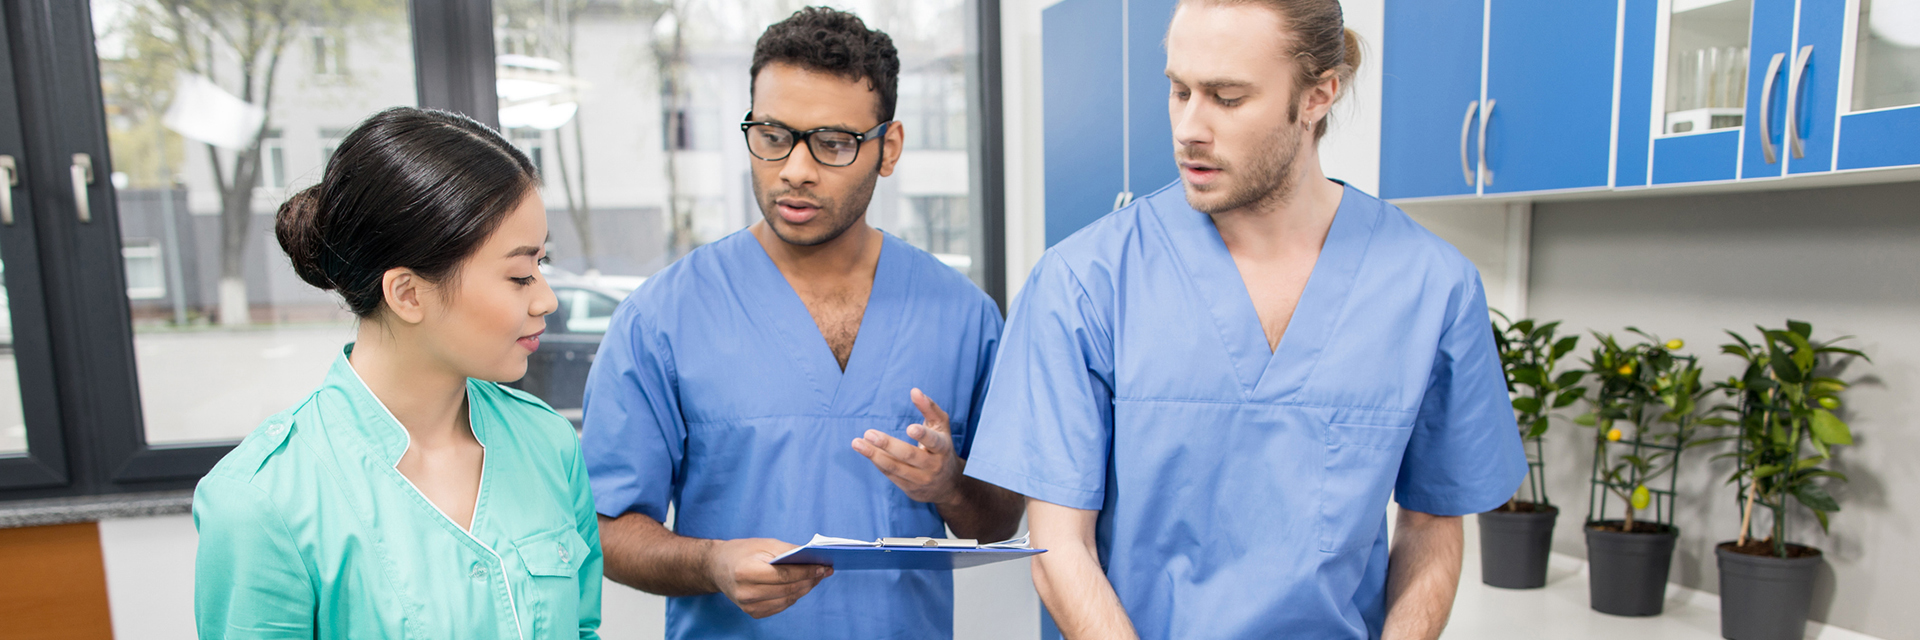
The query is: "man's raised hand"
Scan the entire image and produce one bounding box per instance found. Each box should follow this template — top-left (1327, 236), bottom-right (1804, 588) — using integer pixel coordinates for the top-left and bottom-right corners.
top-left (852, 388), bottom-right (963, 506)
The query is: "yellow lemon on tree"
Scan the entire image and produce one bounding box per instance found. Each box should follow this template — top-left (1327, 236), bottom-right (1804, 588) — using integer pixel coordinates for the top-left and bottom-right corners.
top-left (1617, 364), bottom-right (1634, 376)
top-left (1665, 339), bottom-right (1685, 351)
top-left (1607, 428), bottom-right (1623, 442)
top-left (1631, 485), bottom-right (1652, 511)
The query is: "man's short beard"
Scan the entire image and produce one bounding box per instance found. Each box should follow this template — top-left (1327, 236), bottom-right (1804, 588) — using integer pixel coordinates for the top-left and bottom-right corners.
top-left (752, 162), bottom-right (881, 247)
top-left (1182, 99), bottom-right (1305, 216)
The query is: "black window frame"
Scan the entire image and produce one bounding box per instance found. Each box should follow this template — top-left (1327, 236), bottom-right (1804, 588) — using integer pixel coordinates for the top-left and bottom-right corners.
top-left (0, 0), bottom-right (1005, 503)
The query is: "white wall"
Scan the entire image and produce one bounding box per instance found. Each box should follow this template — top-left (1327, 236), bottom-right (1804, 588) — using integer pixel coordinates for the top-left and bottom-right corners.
top-left (1525, 183), bottom-right (1920, 640)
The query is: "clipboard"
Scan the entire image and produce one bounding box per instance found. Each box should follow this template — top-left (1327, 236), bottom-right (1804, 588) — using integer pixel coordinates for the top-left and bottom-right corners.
top-left (771, 535), bottom-right (1046, 571)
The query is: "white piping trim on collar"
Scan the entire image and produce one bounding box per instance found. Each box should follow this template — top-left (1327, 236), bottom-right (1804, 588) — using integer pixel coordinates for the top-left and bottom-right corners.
top-left (344, 361), bottom-right (526, 640)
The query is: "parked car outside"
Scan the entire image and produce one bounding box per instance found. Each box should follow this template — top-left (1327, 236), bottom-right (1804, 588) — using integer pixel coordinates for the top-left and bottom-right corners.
top-left (511, 265), bottom-right (641, 424)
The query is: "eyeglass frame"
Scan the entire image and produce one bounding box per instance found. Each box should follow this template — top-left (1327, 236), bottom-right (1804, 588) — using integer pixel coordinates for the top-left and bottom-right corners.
top-left (738, 110), bottom-right (892, 167)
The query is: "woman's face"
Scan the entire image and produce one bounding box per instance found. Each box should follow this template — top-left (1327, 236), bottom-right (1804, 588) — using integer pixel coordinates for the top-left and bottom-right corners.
top-left (418, 191), bottom-right (558, 382)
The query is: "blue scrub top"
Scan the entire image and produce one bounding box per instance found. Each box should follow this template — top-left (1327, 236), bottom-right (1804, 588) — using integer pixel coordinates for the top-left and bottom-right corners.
top-left (583, 229), bottom-right (1002, 640)
top-left (965, 181), bottom-right (1526, 639)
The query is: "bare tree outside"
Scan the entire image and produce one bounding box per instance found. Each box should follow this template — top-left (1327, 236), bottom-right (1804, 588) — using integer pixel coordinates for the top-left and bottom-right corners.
top-left (101, 0), bottom-right (398, 327)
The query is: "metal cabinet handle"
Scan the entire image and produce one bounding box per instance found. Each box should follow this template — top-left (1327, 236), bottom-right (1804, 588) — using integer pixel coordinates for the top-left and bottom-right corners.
top-left (0, 155), bottom-right (16, 225)
top-left (70, 153), bottom-right (92, 223)
top-left (1459, 100), bottom-right (1480, 186)
top-left (1478, 98), bottom-right (1496, 186)
top-left (1758, 52), bottom-right (1785, 165)
top-left (1785, 45), bottom-right (1812, 161)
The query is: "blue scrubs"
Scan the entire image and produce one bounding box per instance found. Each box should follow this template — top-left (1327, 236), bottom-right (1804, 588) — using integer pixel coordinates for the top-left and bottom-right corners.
top-left (583, 229), bottom-right (1002, 640)
top-left (964, 181), bottom-right (1526, 639)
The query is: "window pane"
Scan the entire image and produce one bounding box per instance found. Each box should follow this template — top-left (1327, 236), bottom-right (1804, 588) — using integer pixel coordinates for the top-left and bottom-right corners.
top-left (0, 255), bottom-right (26, 455)
top-left (92, 0), bottom-right (414, 445)
top-left (496, 0), bottom-right (985, 414)
top-left (1853, 0), bottom-right (1920, 112)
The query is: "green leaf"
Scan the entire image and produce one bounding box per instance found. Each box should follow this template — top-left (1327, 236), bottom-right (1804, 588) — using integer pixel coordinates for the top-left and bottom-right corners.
top-left (1800, 470), bottom-right (1850, 483)
top-left (1790, 483), bottom-right (1841, 513)
top-left (1554, 389), bottom-right (1585, 408)
top-left (1512, 367), bottom-right (1544, 386)
top-left (1513, 320), bottom-right (1535, 336)
top-left (1574, 413), bottom-right (1597, 426)
top-left (1553, 369), bottom-right (1585, 388)
top-left (1769, 344), bottom-right (1804, 383)
top-left (1754, 463), bottom-right (1785, 479)
top-left (1812, 508), bottom-right (1831, 533)
top-left (1526, 417), bottom-right (1550, 439)
top-left (1787, 320), bottom-right (1813, 339)
top-left (1810, 409), bottom-right (1854, 446)
top-left (1511, 397), bottom-right (1543, 414)
top-left (1552, 336), bottom-right (1580, 360)
top-left (1788, 333), bottom-right (1816, 372)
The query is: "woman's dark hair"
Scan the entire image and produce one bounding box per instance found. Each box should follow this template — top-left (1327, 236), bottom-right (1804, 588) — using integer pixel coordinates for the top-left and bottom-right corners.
top-left (750, 6), bottom-right (900, 124)
top-left (276, 107), bottom-right (539, 317)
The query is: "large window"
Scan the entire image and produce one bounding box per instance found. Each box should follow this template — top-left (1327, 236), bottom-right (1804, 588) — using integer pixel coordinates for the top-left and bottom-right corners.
top-left (491, 0), bottom-right (999, 415)
top-left (0, 0), bottom-right (1001, 501)
top-left (94, 0), bottom-right (414, 446)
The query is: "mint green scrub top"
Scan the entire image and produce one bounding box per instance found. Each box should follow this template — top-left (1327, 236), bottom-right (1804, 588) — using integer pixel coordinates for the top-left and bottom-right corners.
top-left (193, 348), bottom-right (603, 639)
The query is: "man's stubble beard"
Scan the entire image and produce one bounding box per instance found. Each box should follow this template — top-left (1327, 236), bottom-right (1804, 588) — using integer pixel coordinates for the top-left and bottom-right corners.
top-left (1182, 112), bottom-right (1305, 216)
top-left (752, 161), bottom-right (882, 247)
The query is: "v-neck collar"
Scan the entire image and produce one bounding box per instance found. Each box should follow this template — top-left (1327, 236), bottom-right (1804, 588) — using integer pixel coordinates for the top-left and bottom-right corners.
top-left (328, 346), bottom-right (494, 534)
top-left (733, 229), bottom-right (909, 414)
top-left (1156, 181), bottom-right (1378, 401)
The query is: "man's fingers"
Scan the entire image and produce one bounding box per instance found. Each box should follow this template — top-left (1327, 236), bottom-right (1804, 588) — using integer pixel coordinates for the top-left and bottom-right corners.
top-left (905, 422), bottom-right (953, 455)
top-left (860, 429), bottom-right (926, 461)
top-left (743, 563), bottom-right (832, 586)
top-left (909, 388), bottom-right (951, 432)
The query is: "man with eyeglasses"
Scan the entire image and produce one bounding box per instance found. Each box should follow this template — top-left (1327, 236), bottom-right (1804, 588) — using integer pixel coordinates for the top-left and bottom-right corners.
top-left (581, 7), bottom-right (1022, 640)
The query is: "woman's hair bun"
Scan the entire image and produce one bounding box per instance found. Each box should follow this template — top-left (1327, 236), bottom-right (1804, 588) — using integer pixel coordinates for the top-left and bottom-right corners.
top-left (269, 107), bottom-right (539, 318)
top-left (275, 185), bottom-right (333, 292)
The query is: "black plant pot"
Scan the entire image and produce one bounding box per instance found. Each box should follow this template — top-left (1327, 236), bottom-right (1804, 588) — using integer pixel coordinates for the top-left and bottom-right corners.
top-left (1584, 521), bottom-right (1678, 616)
top-left (1717, 542), bottom-right (1823, 640)
top-left (1478, 505), bottom-right (1559, 589)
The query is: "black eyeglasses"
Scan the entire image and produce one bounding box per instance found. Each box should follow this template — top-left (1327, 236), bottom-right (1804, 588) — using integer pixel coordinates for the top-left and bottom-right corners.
top-left (739, 111), bottom-right (890, 167)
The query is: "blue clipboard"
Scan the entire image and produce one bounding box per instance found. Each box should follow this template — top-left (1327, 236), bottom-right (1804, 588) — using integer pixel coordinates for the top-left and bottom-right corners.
top-left (771, 545), bottom-right (1044, 570)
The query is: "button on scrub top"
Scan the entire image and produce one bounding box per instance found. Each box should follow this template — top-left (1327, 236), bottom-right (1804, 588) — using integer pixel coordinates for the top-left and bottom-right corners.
top-left (194, 347), bottom-right (603, 639)
top-left (965, 181), bottom-right (1527, 639)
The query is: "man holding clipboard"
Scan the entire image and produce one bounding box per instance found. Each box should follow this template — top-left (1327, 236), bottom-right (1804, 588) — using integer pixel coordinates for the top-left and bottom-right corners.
top-left (581, 7), bottom-right (1022, 640)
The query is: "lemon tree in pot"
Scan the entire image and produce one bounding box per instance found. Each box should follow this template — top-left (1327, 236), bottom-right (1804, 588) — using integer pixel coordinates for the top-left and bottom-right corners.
top-left (1576, 330), bottom-right (1709, 617)
top-left (1478, 312), bottom-right (1583, 589)
top-left (1711, 321), bottom-right (1867, 640)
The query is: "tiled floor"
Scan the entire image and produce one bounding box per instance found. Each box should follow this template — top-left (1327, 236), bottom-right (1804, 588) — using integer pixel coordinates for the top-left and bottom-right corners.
top-left (1444, 532), bottom-right (1878, 640)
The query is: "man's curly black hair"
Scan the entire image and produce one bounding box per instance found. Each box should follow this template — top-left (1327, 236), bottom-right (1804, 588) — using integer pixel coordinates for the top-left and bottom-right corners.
top-left (749, 6), bottom-right (900, 124)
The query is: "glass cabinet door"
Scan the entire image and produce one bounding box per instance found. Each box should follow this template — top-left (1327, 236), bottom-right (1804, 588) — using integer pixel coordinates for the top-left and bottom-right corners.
top-left (1851, 0), bottom-right (1920, 112)
top-left (1665, 0), bottom-right (1754, 135)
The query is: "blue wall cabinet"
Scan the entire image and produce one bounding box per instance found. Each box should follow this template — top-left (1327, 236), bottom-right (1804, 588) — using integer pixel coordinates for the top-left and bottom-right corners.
top-left (1482, 0), bottom-right (1622, 194)
top-left (1382, 0), bottom-right (1621, 199)
top-left (1626, 0), bottom-right (1920, 187)
top-left (1042, 0), bottom-right (1179, 247)
top-left (1380, 0), bottom-right (1486, 200)
top-left (1834, 0), bottom-right (1920, 171)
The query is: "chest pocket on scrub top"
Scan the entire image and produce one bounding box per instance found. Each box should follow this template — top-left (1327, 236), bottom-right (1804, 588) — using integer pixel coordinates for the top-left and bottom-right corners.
top-left (1318, 422), bottom-right (1414, 553)
top-left (512, 528), bottom-right (591, 635)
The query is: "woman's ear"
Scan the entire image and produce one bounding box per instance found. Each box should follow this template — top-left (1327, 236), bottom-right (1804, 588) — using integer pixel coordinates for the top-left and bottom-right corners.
top-left (382, 268), bottom-right (428, 325)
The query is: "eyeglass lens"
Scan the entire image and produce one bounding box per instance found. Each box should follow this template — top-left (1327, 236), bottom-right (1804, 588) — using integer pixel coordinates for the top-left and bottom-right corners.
top-left (745, 125), bottom-right (864, 167)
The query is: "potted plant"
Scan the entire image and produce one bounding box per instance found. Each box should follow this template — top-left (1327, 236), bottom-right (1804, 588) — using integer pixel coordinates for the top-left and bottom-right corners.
top-left (1478, 312), bottom-right (1583, 589)
top-left (1576, 330), bottom-right (1709, 616)
top-left (1711, 321), bottom-right (1867, 640)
